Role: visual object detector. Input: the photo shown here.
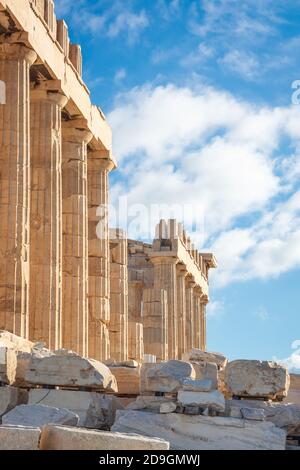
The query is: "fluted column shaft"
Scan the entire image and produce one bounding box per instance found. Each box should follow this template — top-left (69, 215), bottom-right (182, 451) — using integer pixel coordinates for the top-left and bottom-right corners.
top-left (0, 43), bottom-right (36, 337)
top-left (200, 296), bottom-right (208, 350)
top-left (185, 277), bottom-right (196, 352)
top-left (61, 119), bottom-right (92, 356)
top-left (176, 265), bottom-right (187, 359)
top-left (193, 288), bottom-right (202, 349)
top-left (87, 154), bottom-right (114, 361)
top-left (152, 257), bottom-right (178, 360)
top-left (29, 81), bottom-right (67, 349)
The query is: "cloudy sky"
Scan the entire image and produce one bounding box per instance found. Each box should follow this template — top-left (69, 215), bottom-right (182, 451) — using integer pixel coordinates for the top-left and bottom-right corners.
top-left (56, 0), bottom-right (300, 370)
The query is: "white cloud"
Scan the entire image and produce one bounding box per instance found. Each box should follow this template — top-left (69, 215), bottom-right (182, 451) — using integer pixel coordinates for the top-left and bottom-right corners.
top-left (107, 10), bottom-right (149, 44)
top-left (55, 0), bottom-right (148, 44)
top-left (114, 68), bottom-right (127, 83)
top-left (275, 340), bottom-right (300, 372)
top-left (220, 50), bottom-right (260, 80)
top-left (108, 82), bottom-right (300, 286)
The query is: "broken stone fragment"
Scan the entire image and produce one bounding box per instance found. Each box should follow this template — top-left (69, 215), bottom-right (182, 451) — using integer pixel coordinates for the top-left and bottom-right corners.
top-left (225, 360), bottom-right (290, 399)
top-left (191, 361), bottom-right (218, 389)
top-left (0, 346), bottom-right (17, 385)
top-left (178, 390), bottom-right (225, 413)
top-left (0, 332), bottom-right (40, 385)
top-left (109, 365), bottom-right (141, 395)
top-left (145, 360), bottom-right (195, 393)
top-left (112, 410), bottom-right (287, 450)
top-left (0, 425), bottom-right (41, 450)
top-left (0, 386), bottom-right (28, 418)
top-left (240, 407), bottom-right (265, 421)
top-left (181, 378), bottom-right (213, 392)
top-left (39, 424), bottom-right (170, 450)
top-left (24, 350), bottom-right (118, 392)
top-left (106, 359), bottom-right (139, 368)
top-left (2, 404), bottom-right (79, 427)
top-left (0, 331), bottom-right (34, 353)
top-left (159, 402), bottom-right (177, 414)
top-left (127, 395), bottom-right (176, 413)
top-left (226, 399), bottom-right (300, 435)
top-left (28, 389), bottom-right (122, 429)
top-left (183, 349), bottom-right (227, 370)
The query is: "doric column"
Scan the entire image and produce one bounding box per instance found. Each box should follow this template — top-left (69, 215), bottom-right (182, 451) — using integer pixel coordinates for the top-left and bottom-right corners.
top-left (61, 118), bottom-right (92, 356)
top-left (0, 43), bottom-right (36, 337)
top-left (200, 295), bottom-right (209, 351)
top-left (29, 80), bottom-right (67, 350)
top-left (142, 288), bottom-right (168, 361)
top-left (128, 280), bottom-right (143, 323)
top-left (185, 276), bottom-right (196, 352)
top-left (151, 256), bottom-right (178, 359)
top-left (87, 153), bottom-right (114, 361)
top-left (109, 228), bottom-right (128, 362)
top-left (193, 287), bottom-right (202, 349)
top-left (176, 264), bottom-right (187, 359)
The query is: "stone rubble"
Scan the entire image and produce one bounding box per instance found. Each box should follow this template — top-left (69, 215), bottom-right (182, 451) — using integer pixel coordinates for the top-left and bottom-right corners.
top-left (28, 389), bottom-right (122, 429)
top-left (225, 360), bottom-right (290, 400)
top-left (2, 404), bottom-right (79, 427)
top-left (178, 390), bottom-right (225, 413)
top-left (159, 402), bottom-right (177, 414)
top-left (0, 386), bottom-right (28, 419)
top-left (226, 399), bottom-right (300, 435)
top-left (181, 378), bottom-right (213, 392)
top-left (183, 349), bottom-right (228, 370)
top-left (0, 330), bottom-right (298, 450)
top-left (112, 410), bottom-right (287, 450)
top-left (0, 425), bottom-right (41, 450)
top-left (109, 364), bottom-right (141, 395)
top-left (145, 360), bottom-right (195, 393)
top-left (24, 350), bottom-right (118, 392)
top-left (39, 424), bottom-right (170, 450)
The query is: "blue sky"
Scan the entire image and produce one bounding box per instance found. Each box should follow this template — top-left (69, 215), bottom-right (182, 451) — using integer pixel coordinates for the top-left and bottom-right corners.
top-left (56, 0), bottom-right (300, 370)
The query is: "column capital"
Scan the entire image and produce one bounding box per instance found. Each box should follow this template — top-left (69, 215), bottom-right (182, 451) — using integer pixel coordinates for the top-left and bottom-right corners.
top-left (194, 285), bottom-right (203, 296)
top-left (186, 275), bottom-right (196, 289)
top-left (62, 118), bottom-right (93, 144)
top-left (0, 43), bottom-right (37, 65)
top-left (150, 255), bottom-right (178, 266)
top-left (30, 80), bottom-right (68, 108)
top-left (88, 150), bottom-right (116, 172)
top-left (176, 263), bottom-right (188, 277)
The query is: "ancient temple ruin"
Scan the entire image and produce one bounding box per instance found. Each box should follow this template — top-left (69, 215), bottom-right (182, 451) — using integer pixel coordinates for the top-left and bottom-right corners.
top-left (0, 0), bottom-right (216, 364)
top-left (128, 220), bottom-right (217, 362)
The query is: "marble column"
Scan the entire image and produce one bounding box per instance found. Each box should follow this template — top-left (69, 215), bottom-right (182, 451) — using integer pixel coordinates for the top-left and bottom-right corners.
top-left (29, 80), bottom-right (67, 350)
top-left (142, 288), bottom-right (168, 361)
top-left (87, 153), bottom-right (114, 361)
top-left (176, 264), bottom-right (187, 359)
top-left (200, 295), bottom-right (208, 351)
top-left (185, 276), bottom-right (196, 352)
top-left (193, 287), bottom-right (202, 349)
top-left (61, 118), bottom-right (92, 356)
top-left (109, 228), bottom-right (128, 362)
top-left (0, 43), bottom-right (36, 338)
top-left (151, 257), bottom-right (178, 360)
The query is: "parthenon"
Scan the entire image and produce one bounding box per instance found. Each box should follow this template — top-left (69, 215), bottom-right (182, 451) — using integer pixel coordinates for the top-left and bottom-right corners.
top-left (0, 0), bottom-right (216, 364)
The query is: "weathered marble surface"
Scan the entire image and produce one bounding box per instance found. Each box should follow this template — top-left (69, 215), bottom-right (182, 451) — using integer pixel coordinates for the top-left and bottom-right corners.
top-left (145, 360), bottom-right (195, 393)
top-left (112, 410), bottom-right (286, 450)
top-left (24, 350), bottom-right (118, 392)
top-left (40, 424), bottom-right (170, 450)
top-left (225, 360), bottom-right (290, 399)
top-left (2, 404), bottom-right (79, 427)
top-left (0, 425), bottom-right (41, 450)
